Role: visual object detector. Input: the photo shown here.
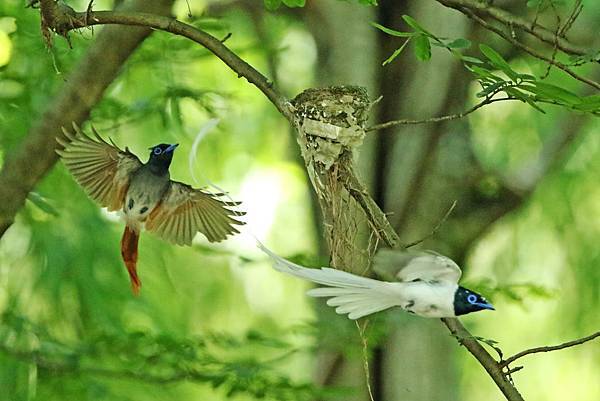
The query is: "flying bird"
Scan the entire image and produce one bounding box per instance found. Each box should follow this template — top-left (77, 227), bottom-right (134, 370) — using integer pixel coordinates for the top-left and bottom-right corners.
top-left (56, 123), bottom-right (244, 295)
top-left (258, 243), bottom-right (494, 319)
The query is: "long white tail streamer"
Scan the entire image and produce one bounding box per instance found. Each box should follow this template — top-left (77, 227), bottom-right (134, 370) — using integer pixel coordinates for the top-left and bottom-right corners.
top-left (256, 241), bottom-right (402, 320)
top-left (187, 118), bottom-right (245, 219)
top-left (188, 118), bottom-right (220, 187)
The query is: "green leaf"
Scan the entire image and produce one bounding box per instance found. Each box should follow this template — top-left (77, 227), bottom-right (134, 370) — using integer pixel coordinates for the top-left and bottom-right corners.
top-left (282, 0), bottom-right (306, 7)
top-left (479, 44), bottom-right (519, 81)
top-left (27, 192), bottom-right (59, 217)
top-left (402, 15), bottom-right (433, 37)
top-left (382, 38), bottom-right (411, 66)
top-left (446, 38), bottom-right (471, 49)
top-left (476, 81), bottom-right (506, 97)
top-left (503, 87), bottom-right (527, 101)
top-left (517, 73), bottom-right (537, 81)
top-left (504, 87), bottom-right (546, 113)
top-left (414, 35), bottom-right (431, 61)
top-left (533, 82), bottom-right (581, 104)
top-left (371, 22), bottom-right (413, 37)
top-left (524, 96), bottom-right (547, 113)
top-left (263, 0), bottom-right (281, 10)
top-left (467, 64), bottom-right (504, 81)
top-left (575, 94), bottom-right (600, 112)
top-left (461, 55), bottom-right (484, 64)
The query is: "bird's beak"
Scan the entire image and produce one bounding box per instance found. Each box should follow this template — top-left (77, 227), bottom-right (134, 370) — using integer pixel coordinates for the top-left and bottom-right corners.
top-left (166, 143), bottom-right (179, 153)
top-left (476, 302), bottom-right (495, 311)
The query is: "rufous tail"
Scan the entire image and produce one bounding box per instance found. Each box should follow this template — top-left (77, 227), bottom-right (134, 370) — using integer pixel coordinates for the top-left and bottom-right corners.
top-left (120, 226), bottom-right (141, 295)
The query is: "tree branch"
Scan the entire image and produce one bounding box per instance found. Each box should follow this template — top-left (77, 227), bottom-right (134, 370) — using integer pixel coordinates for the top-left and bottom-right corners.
top-left (443, 318), bottom-right (525, 401)
top-left (435, 0), bottom-right (594, 58)
top-left (500, 331), bottom-right (600, 368)
top-left (341, 163), bottom-right (401, 248)
top-left (366, 97), bottom-right (512, 132)
top-left (40, 6), bottom-right (293, 121)
top-left (458, 6), bottom-right (600, 91)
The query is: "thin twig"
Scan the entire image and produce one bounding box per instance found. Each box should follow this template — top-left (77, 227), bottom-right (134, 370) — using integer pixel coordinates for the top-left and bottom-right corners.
top-left (558, 0), bottom-right (583, 38)
top-left (500, 331), bottom-right (600, 368)
top-left (442, 318), bottom-right (525, 401)
top-left (459, 7), bottom-right (600, 91)
top-left (404, 200), bottom-right (457, 248)
top-left (436, 0), bottom-right (592, 58)
top-left (366, 97), bottom-right (510, 132)
top-left (355, 321), bottom-right (375, 401)
top-left (340, 163), bottom-right (400, 248)
top-left (540, 1), bottom-right (561, 80)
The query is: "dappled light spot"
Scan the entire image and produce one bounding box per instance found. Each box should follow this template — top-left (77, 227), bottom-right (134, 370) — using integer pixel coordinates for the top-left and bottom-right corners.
top-left (0, 31), bottom-right (12, 67)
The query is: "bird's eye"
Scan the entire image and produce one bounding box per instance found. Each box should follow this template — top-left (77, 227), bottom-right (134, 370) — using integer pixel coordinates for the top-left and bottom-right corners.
top-left (467, 294), bottom-right (477, 304)
top-left (153, 148), bottom-right (162, 155)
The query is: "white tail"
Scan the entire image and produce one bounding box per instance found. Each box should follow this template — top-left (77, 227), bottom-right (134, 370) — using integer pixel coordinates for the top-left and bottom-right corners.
top-left (258, 242), bottom-right (402, 320)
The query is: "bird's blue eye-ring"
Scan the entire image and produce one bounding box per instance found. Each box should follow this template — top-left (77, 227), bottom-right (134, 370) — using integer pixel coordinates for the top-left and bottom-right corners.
top-left (467, 294), bottom-right (477, 304)
top-left (153, 147), bottom-right (162, 155)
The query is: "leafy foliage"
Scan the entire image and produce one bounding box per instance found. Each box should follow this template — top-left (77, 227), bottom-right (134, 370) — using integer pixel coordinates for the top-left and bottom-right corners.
top-left (0, 311), bottom-right (320, 401)
top-left (374, 14), bottom-right (600, 115)
top-left (264, 0), bottom-right (377, 10)
top-left (263, 0), bottom-right (306, 11)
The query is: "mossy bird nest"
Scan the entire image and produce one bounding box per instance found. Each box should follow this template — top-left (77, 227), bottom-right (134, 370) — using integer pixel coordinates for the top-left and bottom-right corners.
top-left (291, 86), bottom-right (375, 272)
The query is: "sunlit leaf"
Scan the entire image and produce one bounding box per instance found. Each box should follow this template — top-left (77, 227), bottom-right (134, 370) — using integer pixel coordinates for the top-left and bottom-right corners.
top-left (479, 44), bottom-right (519, 81)
top-left (263, 0), bottom-right (281, 10)
top-left (402, 15), bottom-right (434, 37)
top-left (371, 22), bottom-right (413, 37)
top-left (282, 0), bottom-right (306, 7)
top-left (533, 82), bottom-right (582, 104)
top-left (476, 80), bottom-right (506, 97)
top-left (460, 55), bottom-right (484, 64)
top-left (575, 94), bottom-right (600, 112)
top-left (414, 34), bottom-right (431, 61)
top-left (382, 38), bottom-right (411, 65)
top-left (447, 38), bottom-right (471, 49)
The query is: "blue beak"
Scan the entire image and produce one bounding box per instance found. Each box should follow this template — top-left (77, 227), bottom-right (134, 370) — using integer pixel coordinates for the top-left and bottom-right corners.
top-left (476, 302), bottom-right (495, 311)
top-left (165, 143), bottom-right (179, 153)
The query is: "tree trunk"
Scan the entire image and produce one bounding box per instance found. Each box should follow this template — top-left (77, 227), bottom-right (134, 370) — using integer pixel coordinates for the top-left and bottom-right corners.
top-left (371, 2), bottom-right (469, 400)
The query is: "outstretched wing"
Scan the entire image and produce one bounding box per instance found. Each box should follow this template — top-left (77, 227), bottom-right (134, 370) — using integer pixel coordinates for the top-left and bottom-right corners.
top-left (374, 249), bottom-right (461, 284)
top-left (56, 123), bottom-right (142, 212)
top-left (145, 182), bottom-right (245, 245)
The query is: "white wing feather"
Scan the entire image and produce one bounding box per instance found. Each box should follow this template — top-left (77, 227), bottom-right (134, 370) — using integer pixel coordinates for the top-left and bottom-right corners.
top-left (258, 242), bottom-right (403, 320)
top-left (374, 249), bottom-right (462, 284)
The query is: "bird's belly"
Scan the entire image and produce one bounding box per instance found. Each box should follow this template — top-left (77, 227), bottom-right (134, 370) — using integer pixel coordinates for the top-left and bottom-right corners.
top-left (399, 282), bottom-right (456, 318)
top-left (123, 179), bottom-right (167, 229)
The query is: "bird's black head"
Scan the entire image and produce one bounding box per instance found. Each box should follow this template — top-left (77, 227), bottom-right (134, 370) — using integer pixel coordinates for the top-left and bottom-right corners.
top-left (453, 286), bottom-right (495, 316)
top-left (147, 143), bottom-right (178, 174)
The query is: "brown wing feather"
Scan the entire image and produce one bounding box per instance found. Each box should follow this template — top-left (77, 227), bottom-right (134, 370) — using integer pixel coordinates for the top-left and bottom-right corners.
top-left (145, 182), bottom-right (245, 245)
top-left (56, 123), bottom-right (142, 211)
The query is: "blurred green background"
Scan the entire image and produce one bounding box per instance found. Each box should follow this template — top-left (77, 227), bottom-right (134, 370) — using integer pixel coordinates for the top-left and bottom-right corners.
top-left (0, 0), bottom-right (598, 400)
